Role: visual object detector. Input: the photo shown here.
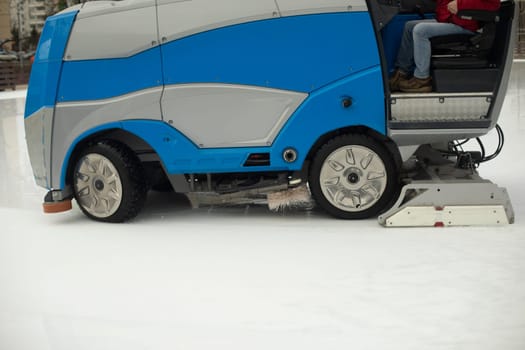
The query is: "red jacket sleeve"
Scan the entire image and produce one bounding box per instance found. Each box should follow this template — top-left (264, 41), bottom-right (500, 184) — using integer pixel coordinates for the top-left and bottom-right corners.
top-left (436, 0), bottom-right (501, 31)
top-left (435, 0), bottom-right (452, 22)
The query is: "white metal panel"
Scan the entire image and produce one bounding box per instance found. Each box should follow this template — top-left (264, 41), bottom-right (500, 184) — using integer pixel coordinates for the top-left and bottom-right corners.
top-left (276, 0), bottom-right (367, 16)
top-left (76, 0), bottom-right (156, 19)
top-left (65, 0), bottom-right (158, 60)
top-left (378, 163), bottom-right (515, 227)
top-left (157, 0), bottom-right (279, 42)
top-left (384, 205), bottom-right (509, 227)
top-left (161, 84), bottom-right (307, 148)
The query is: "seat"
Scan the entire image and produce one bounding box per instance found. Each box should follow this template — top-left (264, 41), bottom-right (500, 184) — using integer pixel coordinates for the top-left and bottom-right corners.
top-left (431, 10), bottom-right (499, 69)
top-left (429, 6), bottom-right (511, 92)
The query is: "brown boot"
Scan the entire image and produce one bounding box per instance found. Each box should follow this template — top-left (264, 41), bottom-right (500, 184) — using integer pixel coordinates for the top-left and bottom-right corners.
top-left (399, 76), bottom-right (432, 93)
top-left (389, 70), bottom-right (408, 92)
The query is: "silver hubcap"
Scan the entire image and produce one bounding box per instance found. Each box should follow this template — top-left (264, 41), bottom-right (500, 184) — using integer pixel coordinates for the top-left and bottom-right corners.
top-left (320, 145), bottom-right (387, 212)
top-left (74, 153), bottom-right (123, 218)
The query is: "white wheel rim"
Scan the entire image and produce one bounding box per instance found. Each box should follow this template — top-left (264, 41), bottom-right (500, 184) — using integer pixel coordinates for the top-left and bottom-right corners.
top-left (74, 153), bottom-right (123, 218)
top-left (319, 145), bottom-right (388, 212)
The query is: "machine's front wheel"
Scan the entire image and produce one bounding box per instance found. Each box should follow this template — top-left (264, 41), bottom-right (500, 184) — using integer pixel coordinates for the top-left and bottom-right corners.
top-left (72, 140), bottom-right (147, 222)
top-left (309, 134), bottom-right (399, 219)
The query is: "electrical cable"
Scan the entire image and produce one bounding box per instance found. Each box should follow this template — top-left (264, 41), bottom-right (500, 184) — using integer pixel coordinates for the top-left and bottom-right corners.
top-left (475, 137), bottom-right (486, 161)
top-left (449, 125), bottom-right (504, 168)
top-left (480, 124), bottom-right (504, 163)
top-left (455, 139), bottom-right (470, 147)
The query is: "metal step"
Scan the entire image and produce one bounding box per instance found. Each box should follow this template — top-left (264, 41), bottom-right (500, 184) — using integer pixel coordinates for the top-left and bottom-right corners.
top-left (390, 92), bottom-right (493, 124)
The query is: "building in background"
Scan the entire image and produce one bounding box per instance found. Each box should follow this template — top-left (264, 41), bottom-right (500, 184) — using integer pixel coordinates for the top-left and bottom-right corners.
top-left (10, 0), bottom-right (46, 37)
top-left (2, 0), bottom-right (525, 57)
top-left (7, 0), bottom-right (523, 57)
top-left (0, 0), bottom-right (12, 46)
top-left (8, 0), bottom-right (57, 51)
top-left (518, 0), bottom-right (525, 58)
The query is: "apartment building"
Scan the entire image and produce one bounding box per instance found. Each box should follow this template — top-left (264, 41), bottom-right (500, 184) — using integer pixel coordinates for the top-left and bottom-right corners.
top-left (10, 0), bottom-right (48, 40)
top-left (0, 0), bottom-right (11, 44)
top-left (518, 0), bottom-right (525, 57)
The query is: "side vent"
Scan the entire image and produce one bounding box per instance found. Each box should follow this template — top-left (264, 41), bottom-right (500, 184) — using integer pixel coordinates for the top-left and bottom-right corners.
top-left (244, 153), bottom-right (270, 167)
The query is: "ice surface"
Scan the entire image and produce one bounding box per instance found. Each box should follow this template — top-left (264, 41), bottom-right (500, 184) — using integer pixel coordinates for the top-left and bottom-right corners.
top-left (0, 64), bottom-right (524, 350)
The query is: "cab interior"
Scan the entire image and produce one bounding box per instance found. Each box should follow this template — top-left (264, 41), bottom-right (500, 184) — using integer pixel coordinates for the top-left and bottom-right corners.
top-left (367, 0), bottom-right (516, 129)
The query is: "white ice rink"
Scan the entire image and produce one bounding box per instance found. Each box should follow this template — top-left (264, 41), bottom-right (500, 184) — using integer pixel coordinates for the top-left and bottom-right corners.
top-left (0, 62), bottom-right (524, 350)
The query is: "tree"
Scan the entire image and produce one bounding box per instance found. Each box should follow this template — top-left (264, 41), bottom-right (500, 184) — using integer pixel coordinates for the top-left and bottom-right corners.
top-left (57, 0), bottom-right (68, 12)
top-left (28, 26), bottom-right (40, 51)
top-left (44, 0), bottom-right (57, 17)
top-left (10, 26), bottom-right (19, 52)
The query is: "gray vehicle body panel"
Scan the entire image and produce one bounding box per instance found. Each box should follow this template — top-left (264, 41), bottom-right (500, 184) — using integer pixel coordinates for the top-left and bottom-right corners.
top-left (161, 84), bottom-right (308, 148)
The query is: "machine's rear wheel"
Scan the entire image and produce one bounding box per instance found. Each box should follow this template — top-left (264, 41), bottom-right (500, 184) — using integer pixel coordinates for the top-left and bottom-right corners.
top-left (73, 140), bottom-right (147, 222)
top-left (309, 134), bottom-right (399, 219)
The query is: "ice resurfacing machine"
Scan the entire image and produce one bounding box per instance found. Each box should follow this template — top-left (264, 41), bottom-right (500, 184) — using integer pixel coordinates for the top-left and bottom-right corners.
top-left (24, 0), bottom-right (517, 226)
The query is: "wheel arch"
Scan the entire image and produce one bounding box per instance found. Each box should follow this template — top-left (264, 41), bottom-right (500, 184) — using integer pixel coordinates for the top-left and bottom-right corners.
top-left (61, 124), bottom-right (163, 189)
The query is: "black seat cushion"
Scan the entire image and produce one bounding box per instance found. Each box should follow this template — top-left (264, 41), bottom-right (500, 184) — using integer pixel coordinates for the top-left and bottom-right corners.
top-left (431, 34), bottom-right (476, 54)
top-left (432, 56), bottom-right (489, 69)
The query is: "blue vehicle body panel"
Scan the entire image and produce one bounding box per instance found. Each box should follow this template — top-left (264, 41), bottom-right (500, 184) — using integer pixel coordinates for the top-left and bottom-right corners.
top-left (57, 47), bottom-right (164, 102)
top-left (25, 11), bottom-right (77, 117)
top-left (58, 66), bottom-right (385, 186)
top-left (54, 12), bottom-right (380, 102)
top-left (270, 66), bottom-right (385, 163)
top-left (59, 120), bottom-right (272, 188)
top-left (32, 9), bottom-right (388, 188)
top-left (122, 122), bottom-right (274, 174)
top-left (162, 12), bottom-right (379, 93)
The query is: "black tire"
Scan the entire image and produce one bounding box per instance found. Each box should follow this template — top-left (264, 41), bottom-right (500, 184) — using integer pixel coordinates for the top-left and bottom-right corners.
top-left (72, 140), bottom-right (147, 223)
top-left (309, 134), bottom-right (399, 219)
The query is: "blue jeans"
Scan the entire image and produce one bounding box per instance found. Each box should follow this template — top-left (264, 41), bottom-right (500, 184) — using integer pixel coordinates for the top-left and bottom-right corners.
top-left (396, 19), bottom-right (474, 79)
